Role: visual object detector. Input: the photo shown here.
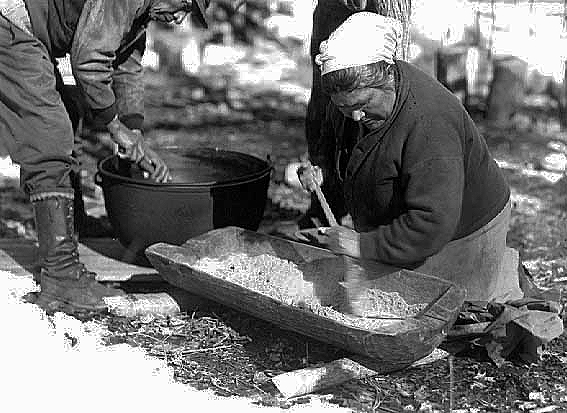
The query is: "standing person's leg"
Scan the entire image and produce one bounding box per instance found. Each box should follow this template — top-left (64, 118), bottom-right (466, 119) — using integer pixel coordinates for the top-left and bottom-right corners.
top-left (0, 15), bottom-right (123, 311)
top-left (55, 73), bottom-right (89, 235)
top-left (304, 0), bottom-right (352, 227)
top-left (57, 79), bottom-right (112, 238)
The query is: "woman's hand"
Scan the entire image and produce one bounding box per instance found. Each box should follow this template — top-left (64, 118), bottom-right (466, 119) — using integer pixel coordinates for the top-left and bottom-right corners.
top-left (318, 226), bottom-right (361, 258)
top-left (107, 117), bottom-right (172, 183)
top-left (297, 163), bottom-right (324, 192)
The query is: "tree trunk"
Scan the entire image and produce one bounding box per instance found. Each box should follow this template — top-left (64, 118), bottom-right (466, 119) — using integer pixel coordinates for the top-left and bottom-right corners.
top-left (561, 60), bottom-right (567, 130)
top-left (485, 56), bottom-right (528, 126)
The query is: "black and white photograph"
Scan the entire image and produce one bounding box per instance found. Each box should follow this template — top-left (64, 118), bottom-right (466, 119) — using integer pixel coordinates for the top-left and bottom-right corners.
top-left (0, 1), bottom-right (566, 412)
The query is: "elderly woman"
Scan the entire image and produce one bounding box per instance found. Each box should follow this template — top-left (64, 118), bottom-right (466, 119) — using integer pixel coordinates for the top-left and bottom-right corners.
top-left (301, 12), bottom-right (524, 302)
top-left (302, 0), bottom-right (410, 229)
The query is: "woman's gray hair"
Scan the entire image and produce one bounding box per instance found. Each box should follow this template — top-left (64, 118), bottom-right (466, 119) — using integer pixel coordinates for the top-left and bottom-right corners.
top-left (321, 61), bottom-right (393, 95)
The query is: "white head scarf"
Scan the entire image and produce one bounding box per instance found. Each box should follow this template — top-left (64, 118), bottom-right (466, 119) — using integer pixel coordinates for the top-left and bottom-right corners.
top-left (315, 12), bottom-right (403, 76)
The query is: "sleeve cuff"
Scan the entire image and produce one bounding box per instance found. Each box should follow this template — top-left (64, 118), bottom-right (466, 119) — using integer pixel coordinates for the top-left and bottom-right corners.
top-left (90, 103), bottom-right (117, 128)
top-left (119, 113), bottom-right (144, 130)
top-left (359, 231), bottom-right (379, 261)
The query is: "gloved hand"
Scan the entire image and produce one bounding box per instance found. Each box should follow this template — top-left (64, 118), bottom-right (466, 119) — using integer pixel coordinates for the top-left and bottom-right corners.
top-left (107, 116), bottom-right (172, 183)
top-left (297, 163), bottom-right (324, 193)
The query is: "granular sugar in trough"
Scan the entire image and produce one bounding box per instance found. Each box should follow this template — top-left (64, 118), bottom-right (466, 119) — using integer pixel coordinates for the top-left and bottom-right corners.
top-left (192, 253), bottom-right (426, 331)
top-left (354, 289), bottom-right (428, 319)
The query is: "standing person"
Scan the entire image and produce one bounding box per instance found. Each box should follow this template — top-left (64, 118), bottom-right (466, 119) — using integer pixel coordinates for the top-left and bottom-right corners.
top-left (302, 0), bottom-right (410, 229)
top-left (0, 0), bottom-right (209, 312)
top-left (299, 12), bottom-right (524, 302)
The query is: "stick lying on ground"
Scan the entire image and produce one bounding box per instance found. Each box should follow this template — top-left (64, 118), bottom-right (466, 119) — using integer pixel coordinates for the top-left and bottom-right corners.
top-left (270, 349), bottom-right (449, 399)
top-left (104, 293), bottom-right (180, 318)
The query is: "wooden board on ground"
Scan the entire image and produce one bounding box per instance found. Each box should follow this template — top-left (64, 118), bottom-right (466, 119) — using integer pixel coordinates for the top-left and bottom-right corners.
top-left (0, 238), bottom-right (161, 282)
top-left (269, 348), bottom-right (450, 399)
top-left (146, 226), bottom-right (465, 371)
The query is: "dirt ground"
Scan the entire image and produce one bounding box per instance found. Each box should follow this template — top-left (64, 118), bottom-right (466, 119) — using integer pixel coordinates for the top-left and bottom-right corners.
top-left (1, 69), bottom-right (566, 412)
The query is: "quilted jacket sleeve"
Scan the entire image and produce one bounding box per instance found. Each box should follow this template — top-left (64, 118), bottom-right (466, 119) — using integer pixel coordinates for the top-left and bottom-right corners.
top-left (70, 0), bottom-right (148, 127)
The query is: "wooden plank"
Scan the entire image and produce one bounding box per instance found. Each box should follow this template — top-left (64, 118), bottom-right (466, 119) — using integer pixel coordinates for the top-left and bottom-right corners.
top-left (0, 238), bottom-right (161, 282)
top-left (270, 349), bottom-right (450, 399)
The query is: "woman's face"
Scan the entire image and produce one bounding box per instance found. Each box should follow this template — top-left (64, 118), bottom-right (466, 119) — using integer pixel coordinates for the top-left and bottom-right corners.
top-left (149, 0), bottom-right (190, 24)
top-left (330, 82), bottom-right (396, 130)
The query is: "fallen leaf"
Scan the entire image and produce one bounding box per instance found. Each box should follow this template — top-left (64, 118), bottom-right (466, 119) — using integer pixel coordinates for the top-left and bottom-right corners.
top-left (517, 401), bottom-right (538, 410)
top-left (530, 406), bottom-right (560, 413)
top-left (486, 341), bottom-right (507, 366)
top-left (470, 381), bottom-right (487, 390)
top-left (529, 391), bottom-right (546, 402)
top-left (395, 382), bottom-right (412, 398)
top-left (253, 371), bottom-right (270, 385)
top-left (414, 385), bottom-right (428, 402)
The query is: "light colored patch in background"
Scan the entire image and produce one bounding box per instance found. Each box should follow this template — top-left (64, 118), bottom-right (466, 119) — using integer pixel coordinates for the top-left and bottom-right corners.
top-left (496, 158), bottom-right (564, 184)
top-left (509, 189), bottom-right (546, 217)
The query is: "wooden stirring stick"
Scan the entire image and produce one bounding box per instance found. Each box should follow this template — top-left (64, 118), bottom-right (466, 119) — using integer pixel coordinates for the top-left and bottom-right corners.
top-left (312, 181), bottom-right (339, 227)
top-left (299, 162), bottom-right (339, 227)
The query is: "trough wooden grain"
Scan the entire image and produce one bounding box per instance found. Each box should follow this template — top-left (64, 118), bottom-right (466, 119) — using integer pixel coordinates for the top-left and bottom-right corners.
top-left (146, 227), bottom-right (465, 369)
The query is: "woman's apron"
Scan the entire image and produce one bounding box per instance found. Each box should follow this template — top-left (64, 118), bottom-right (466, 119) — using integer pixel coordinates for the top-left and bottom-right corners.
top-left (415, 200), bottom-right (523, 302)
top-left (343, 200), bottom-right (524, 302)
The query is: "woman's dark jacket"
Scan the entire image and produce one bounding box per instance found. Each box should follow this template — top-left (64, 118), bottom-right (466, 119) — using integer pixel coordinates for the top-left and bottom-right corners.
top-left (329, 61), bottom-right (510, 267)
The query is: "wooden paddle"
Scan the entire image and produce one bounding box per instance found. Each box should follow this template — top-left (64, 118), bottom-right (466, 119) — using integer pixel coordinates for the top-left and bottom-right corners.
top-left (312, 181), bottom-right (339, 227)
top-left (298, 162), bottom-right (338, 227)
top-left (304, 170), bottom-right (421, 319)
top-left (303, 174), bottom-right (374, 317)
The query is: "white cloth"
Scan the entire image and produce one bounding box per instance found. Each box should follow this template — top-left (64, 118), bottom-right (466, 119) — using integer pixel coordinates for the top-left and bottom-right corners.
top-left (315, 12), bottom-right (403, 75)
top-left (0, 0), bottom-right (32, 35)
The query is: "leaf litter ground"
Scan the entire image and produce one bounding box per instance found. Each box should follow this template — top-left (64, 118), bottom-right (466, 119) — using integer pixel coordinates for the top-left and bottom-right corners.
top-left (0, 74), bottom-right (566, 412)
top-left (97, 114), bottom-right (567, 412)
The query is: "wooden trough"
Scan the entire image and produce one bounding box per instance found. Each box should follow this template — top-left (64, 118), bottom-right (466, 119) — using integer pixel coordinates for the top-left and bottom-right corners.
top-left (146, 226), bottom-right (465, 372)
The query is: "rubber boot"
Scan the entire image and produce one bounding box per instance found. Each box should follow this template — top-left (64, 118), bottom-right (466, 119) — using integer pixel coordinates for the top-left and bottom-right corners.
top-left (33, 197), bottom-right (124, 312)
top-left (71, 168), bottom-right (86, 234)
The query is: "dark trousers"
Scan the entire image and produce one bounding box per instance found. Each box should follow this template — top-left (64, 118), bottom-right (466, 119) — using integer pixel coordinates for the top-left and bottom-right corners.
top-left (0, 15), bottom-right (76, 200)
top-left (305, 0), bottom-right (356, 221)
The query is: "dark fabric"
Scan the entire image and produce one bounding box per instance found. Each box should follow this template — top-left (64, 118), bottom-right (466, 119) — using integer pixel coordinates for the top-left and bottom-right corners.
top-left (33, 196), bottom-right (83, 280)
top-left (23, 0), bottom-right (84, 57)
top-left (337, 0), bottom-right (368, 11)
top-left (445, 298), bottom-right (563, 366)
top-left (71, 0), bottom-right (150, 127)
top-left (23, 0), bottom-right (149, 127)
top-left (119, 114), bottom-right (145, 131)
top-left (332, 61), bottom-right (510, 266)
top-left (0, 15), bottom-right (75, 197)
top-left (23, 0), bottom-right (50, 53)
top-left (112, 33), bottom-right (146, 131)
top-left (47, 0), bottom-right (85, 58)
top-left (190, 0), bottom-right (209, 29)
top-left (305, 0), bottom-right (354, 221)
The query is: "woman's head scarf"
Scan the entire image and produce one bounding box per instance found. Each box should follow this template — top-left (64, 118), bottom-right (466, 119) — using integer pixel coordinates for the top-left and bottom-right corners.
top-left (315, 12), bottom-right (403, 76)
